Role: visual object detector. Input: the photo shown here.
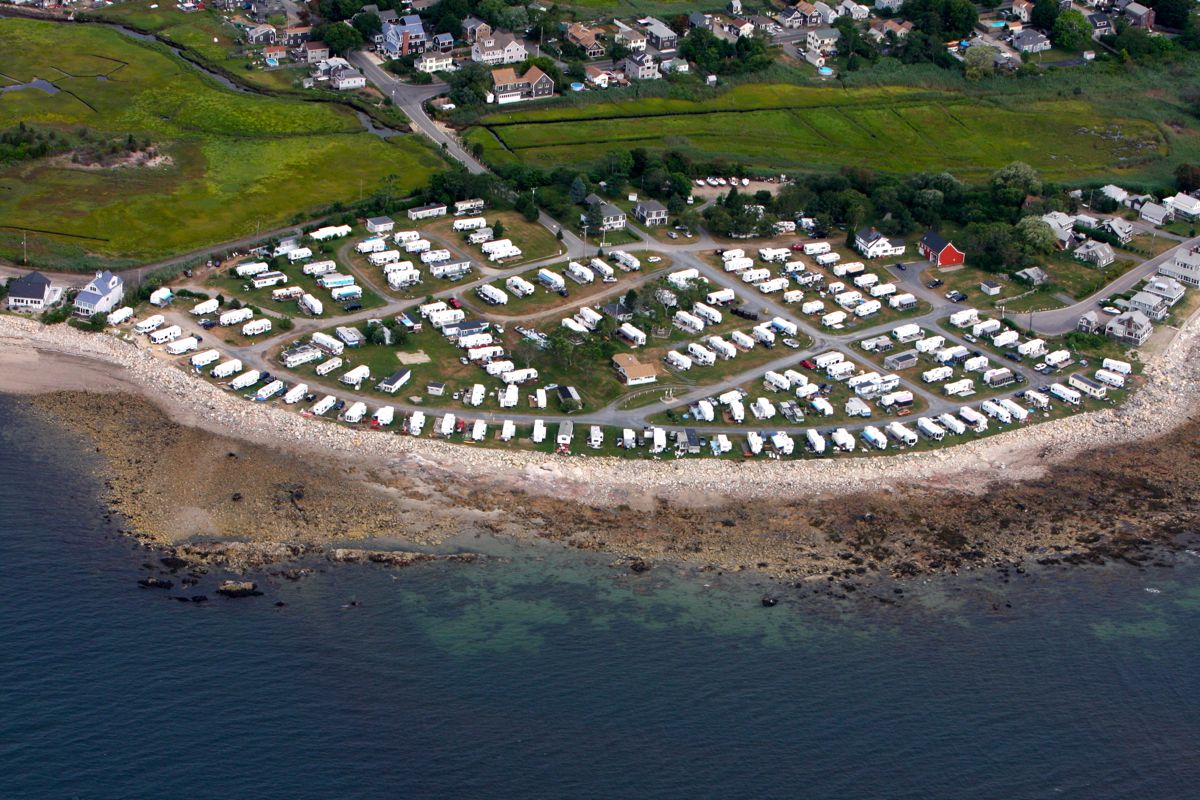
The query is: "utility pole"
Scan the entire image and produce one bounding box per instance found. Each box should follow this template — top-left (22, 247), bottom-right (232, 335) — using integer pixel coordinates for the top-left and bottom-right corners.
top-left (22, 229), bottom-right (27, 265)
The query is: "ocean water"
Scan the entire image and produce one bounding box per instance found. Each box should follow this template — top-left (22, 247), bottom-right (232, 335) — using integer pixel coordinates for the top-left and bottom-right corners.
top-left (2, 396), bottom-right (1200, 800)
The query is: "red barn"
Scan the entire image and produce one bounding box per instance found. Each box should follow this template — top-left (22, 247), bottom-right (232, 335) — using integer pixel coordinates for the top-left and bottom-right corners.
top-left (919, 231), bottom-right (965, 267)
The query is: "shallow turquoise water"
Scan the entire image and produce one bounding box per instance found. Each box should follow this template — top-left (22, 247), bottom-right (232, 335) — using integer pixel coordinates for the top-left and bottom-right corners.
top-left (1, 397), bottom-right (1198, 799)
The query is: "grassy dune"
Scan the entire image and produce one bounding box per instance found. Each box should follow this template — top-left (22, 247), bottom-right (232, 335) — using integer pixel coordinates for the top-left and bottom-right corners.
top-left (465, 83), bottom-right (1174, 180)
top-left (0, 19), bottom-right (443, 266)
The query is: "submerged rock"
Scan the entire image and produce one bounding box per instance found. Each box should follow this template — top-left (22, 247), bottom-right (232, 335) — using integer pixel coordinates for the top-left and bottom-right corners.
top-left (137, 577), bottom-right (173, 589)
top-left (216, 580), bottom-right (262, 598)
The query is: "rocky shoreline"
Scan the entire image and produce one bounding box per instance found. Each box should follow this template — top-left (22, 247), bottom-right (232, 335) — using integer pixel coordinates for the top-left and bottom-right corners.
top-left (2, 312), bottom-right (1199, 583)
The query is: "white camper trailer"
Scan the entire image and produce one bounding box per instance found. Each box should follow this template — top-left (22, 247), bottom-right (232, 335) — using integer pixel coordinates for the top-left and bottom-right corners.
top-left (235, 261), bottom-right (269, 278)
top-left (340, 365), bottom-right (371, 388)
top-left (241, 318), bottom-right (272, 337)
top-left (219, 308), bottom-right (253, 327)
top-left (1102, 358), bottom-right (1132, 376)
top-left (830, 429), bottom-right (859, 453)
top-left (471, 420), bottom-right (487, 442)
top-left (300, 294), bottom-right (324, 316)
top-left (303, 260), bottom-right (337, 278)
top-left (801, 300), bottom-right (825, 315)
top-left (165, 336), bottom-right (199, 355)
top-left (356, 238), bottom-right (387, 254)
top-left (999, 398), bottom-right (1029, 423)
top-left (309, 395), bottom-right (337, 416)
top-left (440, 414), bottom-right (457, 437)
top-left (981, 399), bottom-right (1012, 424)
top-left (937, 412), bottom-right (967, 436)
top-left (134, 314), bottom-right (166, 335)
top-left (284, 383), bottom-right (309, 404)
top-left (958, 406), bottom-right (988, 432)
top-left (255, 380), bottom-right (284, 401)
top-left (886, 421), bottom-right (918, 447)
top-left (861, 426), bottom-right (888, 450)
top-left (229, 369), bottom-right (261, 391)
top-left (917, 417), bottom-right (945, 441)
top-left (148, 325), bottom-right (182, 345)
top-left (191, 349), bottom-right (221, 369)
top-left (665, 351), bottom-right (693, 371)
top-left (506, 276), bottom-right (536, 297)
top-left (191, 298), bottom-right (219, 316)
top-left (408, 411), bottom-right (426, 436)
top-left (1095, 368), bottom-right (1126, 388)
top-left (341, 402), bottom-right (367, 424)
top-left (916, 335), bottom-right (945, 354)
top-left (211, 359), bottom-right (243, 379)
top-left (315, 357), bottom-right (343, 376)
top-left (612, 251), bottom-right (640, 271)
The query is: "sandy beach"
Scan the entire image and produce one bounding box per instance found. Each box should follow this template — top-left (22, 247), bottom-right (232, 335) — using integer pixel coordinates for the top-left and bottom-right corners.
top-left (2, 312), bottom-right (1199, 580)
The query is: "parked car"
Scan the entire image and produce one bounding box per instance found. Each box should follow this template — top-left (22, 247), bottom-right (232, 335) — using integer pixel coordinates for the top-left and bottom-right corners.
top-left (342, 302), bottom-right (362, 312)
top-left (801, 359), bottom-right (817, 370)
top-left (448, 297), bottom-right (463, 309)
top-left (926, 279), bottom-right (944, 289)
top-left (893, 262), bottom-right (907, 271)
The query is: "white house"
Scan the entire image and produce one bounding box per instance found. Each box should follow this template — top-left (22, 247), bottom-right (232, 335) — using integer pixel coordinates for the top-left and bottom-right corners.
top-left (5, 271), bottom-right (60, 312)
top-left (471, 31), bottom-right (527, 65)
top-left (854, 228), bottom-right (906, 259)
top-left (74, 270), bottom-right (125, 317)
top-left (1165, 192), bottom-right (1200, 221)
top-left (1140, 201), bottom-right (1172, 226)
top-left (1159, 249), bottom-right (1200, 287)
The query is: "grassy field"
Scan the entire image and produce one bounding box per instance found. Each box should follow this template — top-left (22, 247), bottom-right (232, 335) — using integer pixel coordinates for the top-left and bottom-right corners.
top-left (0, 19), bottom-right (443, 266)
top-left (465, 82), bottom-right (1175, 180)
top-left (86, 2), bottom-right (303, 91)
top-left (423, 210), bottom-right (566, 266)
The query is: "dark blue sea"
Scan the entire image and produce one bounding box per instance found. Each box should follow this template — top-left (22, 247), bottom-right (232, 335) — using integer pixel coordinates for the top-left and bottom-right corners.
top-left (2, 396), bottom-right (1199, 800)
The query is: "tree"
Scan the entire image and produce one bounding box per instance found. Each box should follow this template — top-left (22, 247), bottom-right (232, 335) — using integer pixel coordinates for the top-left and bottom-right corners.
top-left (569, 174), bottom-right (589, 204)
top-left (352, 13), bottom-right (382, 41)
top-left (991, 162), bottom-right (1042, 202)
top-left (1052, 10), bottom-right (1091, 51)
top-left (1015, 216), bottom-right (1056, 255)
top-left (493, 220), bottom-right (505, 238)
top-left (1031, 0), bottom-right (1061, 31)
top-left (963, 43), bottom-right (998, 80)
top-left (316, 23), bottom-right (364, 56)
top-left (1175, 163), bottom-right (1200, 193)
top-left (1147, 0), bottom-right (1191, 29)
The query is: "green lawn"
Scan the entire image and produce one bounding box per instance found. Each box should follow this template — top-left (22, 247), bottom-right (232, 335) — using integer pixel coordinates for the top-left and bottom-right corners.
top-left (0, 19), bottom-right (443, 267)
top-left (423, 210), bottom-right (567, 266)
top-left (465, 82), bottom-right (1173, 180)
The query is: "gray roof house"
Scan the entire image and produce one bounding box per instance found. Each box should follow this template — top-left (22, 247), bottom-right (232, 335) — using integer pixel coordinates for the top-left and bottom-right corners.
top-left (1013, 29), bottom-right (1051, 53)
top-left (74, 270), bottom-right (125, 317)
top-left (1142, 276), bottom-right (1186, 306)
top-left (1074, 239), bottom-right (1115, 267)
top-left (633, 199), bottom-right (668, 226)
top-left (1127, 290), bottom-right (1169, 321)
top-left (1105, 310), bottom-right (1153, 345)
top-left (1015, 266), bottom-right (1050, 286)
top-left (582, 193), bottom-right (627, 231)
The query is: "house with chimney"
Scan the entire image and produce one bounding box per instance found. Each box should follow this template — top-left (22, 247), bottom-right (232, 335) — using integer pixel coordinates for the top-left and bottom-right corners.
top-left (489, 65), bottom-right (555, 104)
top-left (472, 32), bottom-right (527, 65)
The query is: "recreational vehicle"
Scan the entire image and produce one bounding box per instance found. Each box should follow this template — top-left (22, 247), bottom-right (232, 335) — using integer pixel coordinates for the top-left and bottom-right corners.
top-left (309, 395), bottom-right (337, 416)
top-left (255, 380), bottom-right (284, 402)
top-left (211, 359), bottom-right (242, 379)
top-left (229, 370), bottom-right (261, 391)
top-left (284, 383), bottom-right (309, 404)
top-left (191, 298), bottom-right (219, 316)
top-left (134, 315), bottom-right (166, 335)
top-left (191, 349), bottom-right (221, 369)
top-left (165, 336), bottom-right (199, 355)
top-left (148, 325), bottom-right (182, 345)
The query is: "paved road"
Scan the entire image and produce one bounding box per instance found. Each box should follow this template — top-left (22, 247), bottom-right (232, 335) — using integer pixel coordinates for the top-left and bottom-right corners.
top-left (1021, 233), bottom-right (1200, 335)
top-left (26, 44), bottom-right (1192, 443)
